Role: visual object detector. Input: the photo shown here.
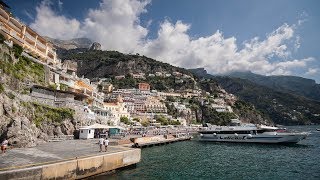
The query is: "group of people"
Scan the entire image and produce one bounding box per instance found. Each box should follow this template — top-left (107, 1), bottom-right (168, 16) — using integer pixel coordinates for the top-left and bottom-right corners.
top-left (1, 139), bottom-right (8, 154)
top-left (98, 137), bottom-right (109, 152)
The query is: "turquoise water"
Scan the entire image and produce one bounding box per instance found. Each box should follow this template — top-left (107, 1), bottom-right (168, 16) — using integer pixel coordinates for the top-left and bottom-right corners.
top-left (104, 126), bottom-right (320, 180)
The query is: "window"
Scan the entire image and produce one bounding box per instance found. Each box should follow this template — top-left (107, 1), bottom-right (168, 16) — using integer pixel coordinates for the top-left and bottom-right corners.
top-left (81, 130), bottom-right (83, 133)
top-left (89, 130), bottom-right (91, 133)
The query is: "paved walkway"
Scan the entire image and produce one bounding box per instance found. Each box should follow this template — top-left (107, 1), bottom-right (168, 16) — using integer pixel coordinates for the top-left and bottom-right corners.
top-left (0, 139), bottom-right (131, 171)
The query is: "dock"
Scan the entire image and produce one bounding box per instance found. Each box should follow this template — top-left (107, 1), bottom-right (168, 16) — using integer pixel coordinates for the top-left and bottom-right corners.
top-left (0, 140), bottom-right (140, 179)
top-left (132, 134), bottom-right (192, 148)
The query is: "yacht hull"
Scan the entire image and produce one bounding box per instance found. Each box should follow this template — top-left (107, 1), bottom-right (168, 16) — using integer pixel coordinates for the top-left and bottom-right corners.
top-left (199, 133), bottom-right (308, 144)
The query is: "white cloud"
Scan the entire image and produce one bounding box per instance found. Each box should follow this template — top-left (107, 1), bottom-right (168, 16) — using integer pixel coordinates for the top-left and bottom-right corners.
top-left (58, 0), bottom-right (63, 11)
top-left (140, 21), bottom-right (309, 77)
top-left (29, 0), bottom-right (316, 80)
top-left (305, 68), bottom-right (319, 75)
top-left (24, 10), bottom-right (34, 20)
top-left (80, 0), bottom-right (150, 51)
top-left (30, 0), bottom-right (81, 40)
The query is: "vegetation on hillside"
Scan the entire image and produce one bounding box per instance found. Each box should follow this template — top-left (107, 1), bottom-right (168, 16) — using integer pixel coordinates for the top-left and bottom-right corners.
top-left (111, 74), bottom-right (196, 90)
top-left (213, 76), bottom-right (320, 125)
top-left (120, 116), bottom-right (132, 125)
top-left (57, 48), bottom-right (194, 79)
top-left (227, 71), bottom-right (320, 102)
top-left (155, 115), bottom-right (181, 125)
top-left (0, 42), bottom-right (46, 90)
top-left (22, 102), bottom-right (75, 127)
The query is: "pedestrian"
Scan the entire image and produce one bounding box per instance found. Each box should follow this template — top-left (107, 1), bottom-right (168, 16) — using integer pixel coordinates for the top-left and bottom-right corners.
top-left (104, 138), bottom-right (109, 152)
top-left (1, 139), bottom-right (8, 154)
top-left (98, 137), bottom-right (104, 152)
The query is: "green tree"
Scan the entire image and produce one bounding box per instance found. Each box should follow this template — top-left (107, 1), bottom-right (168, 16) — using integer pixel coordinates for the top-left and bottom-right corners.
top-left (120, 116), bottom-right (130, 124)
top-left (155, 115), bottom-right (169, 125)
top-left (141, 120), bottom-right (150, 127)
top-left (132, 117), bottom-right (140, 122)
top-left (13, 44), bottom-right (23, 58)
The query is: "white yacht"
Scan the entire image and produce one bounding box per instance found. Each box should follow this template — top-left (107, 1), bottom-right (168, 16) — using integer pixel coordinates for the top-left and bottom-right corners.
top-left (198, 124), bottom-right (309, 144)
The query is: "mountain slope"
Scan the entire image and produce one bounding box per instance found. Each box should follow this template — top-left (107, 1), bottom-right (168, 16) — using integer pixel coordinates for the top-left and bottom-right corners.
top-left (190, 68), bottom-right (320, 125)
top-left (58, 49), bottom-right (198, 91)
top-left (227, 71), bottom-right (320, 101)
top-left (59, 49), bottom-right (194, 79)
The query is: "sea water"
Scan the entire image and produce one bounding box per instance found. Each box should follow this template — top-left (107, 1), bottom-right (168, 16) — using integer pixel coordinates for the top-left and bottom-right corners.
top-left (101, 126), bottom-right (320, 180)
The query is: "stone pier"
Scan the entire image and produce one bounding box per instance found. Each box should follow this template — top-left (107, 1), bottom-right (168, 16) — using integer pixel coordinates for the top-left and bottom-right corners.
top-left (0, 140), bottom-right (141, 179)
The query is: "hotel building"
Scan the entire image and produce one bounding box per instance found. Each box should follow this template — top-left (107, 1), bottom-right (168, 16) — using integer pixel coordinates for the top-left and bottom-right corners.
top-left (0, 5), bottom-right (58, 66)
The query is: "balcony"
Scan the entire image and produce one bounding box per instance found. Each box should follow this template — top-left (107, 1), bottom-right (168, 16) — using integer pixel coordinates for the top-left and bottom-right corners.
top-left (0, 15), bottom-right (8, 24)
top-left (0, 23), bottom-right (9, 34)
top-left (24, 39), bottom-right (35, 49)
top-left (25, 32), bottom-right (36, 42)
top-left (60, 80), bottom-right (74, 88)
top-left (37, 41), bottom-right (46, 50)
top-left (10, 31), bottom-right (23, 43)
top-left (8, 21), bottom-right (21, 34)
top-left (48, 48), bottom-right (56, 56)
top-left (0, 9), bottom-right (9, 23)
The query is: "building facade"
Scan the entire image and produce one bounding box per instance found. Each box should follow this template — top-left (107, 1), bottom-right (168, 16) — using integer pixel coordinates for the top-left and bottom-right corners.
top-left (0, 6), bottom-right (58, 66)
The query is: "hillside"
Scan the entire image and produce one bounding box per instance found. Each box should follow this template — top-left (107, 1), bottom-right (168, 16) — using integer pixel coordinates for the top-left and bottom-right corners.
top-left (55, 48), bottom-right (271, 125)
top-left (45, 37), bottom-right (93, 50)
top-left (59, 49), bottom-right (194, 78)
top-left (190, 68), bottom-right (320, 125)
top-left (58, 49), bottom-right (199, 91)
top-left (227, 71), bottom-right (320, 102)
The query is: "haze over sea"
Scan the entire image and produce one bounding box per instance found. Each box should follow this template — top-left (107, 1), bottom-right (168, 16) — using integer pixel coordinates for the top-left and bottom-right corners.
top-left (99, 126), bottom-right (320, 180)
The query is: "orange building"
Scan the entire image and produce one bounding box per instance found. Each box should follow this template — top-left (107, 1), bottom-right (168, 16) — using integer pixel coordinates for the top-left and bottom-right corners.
top-left (138, 83), bottom-right (150, 91)
top-left (0, 5), bottom-right (57, 65)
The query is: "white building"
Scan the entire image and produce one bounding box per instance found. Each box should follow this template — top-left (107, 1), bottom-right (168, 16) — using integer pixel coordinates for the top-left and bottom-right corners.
top-left (79, 127), bottom-right (95, 139)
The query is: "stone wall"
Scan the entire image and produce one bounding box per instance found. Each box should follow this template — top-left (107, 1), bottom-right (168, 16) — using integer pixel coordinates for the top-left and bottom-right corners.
top-left (0, 148), bottom-right (141, 180)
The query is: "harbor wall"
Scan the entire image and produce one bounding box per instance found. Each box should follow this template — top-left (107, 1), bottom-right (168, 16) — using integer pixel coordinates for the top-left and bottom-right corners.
top-left (0, 148), bottom-right (141, 180)
top-left (133, 135), bottom-right (166, 144)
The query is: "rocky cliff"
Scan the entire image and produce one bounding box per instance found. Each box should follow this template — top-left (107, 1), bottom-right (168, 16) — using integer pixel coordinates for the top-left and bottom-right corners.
top-left (0, 91), bottom-right (76, 147)
top-left (226, 71), bottom-right (320, 102)
top-left (190, 68), bottom-right (320, 125)
top-left (89, 42), bottom-right (102, 51)
top-left (45, 37), bottom-right (93, 50)
top-left (0, 43), bottom-right (105, 147)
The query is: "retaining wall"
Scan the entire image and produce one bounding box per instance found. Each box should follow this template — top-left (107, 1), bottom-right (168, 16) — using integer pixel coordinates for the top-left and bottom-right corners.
top-left (0, 148), bottom-right (141, 180)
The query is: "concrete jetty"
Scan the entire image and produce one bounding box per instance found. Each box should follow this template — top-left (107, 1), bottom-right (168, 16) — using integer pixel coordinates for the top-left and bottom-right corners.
top-left (0, 140), bottom-right (140, 179)
top-left (132, 134), bottom-right (192, 148)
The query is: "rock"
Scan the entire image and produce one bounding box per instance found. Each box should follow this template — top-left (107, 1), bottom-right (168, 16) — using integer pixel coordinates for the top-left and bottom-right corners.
top-left (0, 102), bottom-right (4, 116)
top-left (53, 126), bottom-right (64, 136)
top-left (40, 122), bottom-right (55, 137)
top-left (3, 95), bottom-right (13, 116)
top-left (89, 42), bottom-right (101, 51)
top-left (37, 132), bottom-right (49, 142)
top-left (61, 120), bottom-right (75, 135)
top-left (7, 117), bottom-right (38, 147)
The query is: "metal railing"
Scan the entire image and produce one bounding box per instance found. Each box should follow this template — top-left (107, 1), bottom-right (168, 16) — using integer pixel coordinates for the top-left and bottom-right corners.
top-left (0, 23), bottom-right (9, 34)
top-left (10, 31), bottom-right (23, 43)
top-left (37, 41), bottom-right (46, 50)
top-left (8, 21), bottom-right (21, 33)
top-left (25, 32), bottom-right (36, 42)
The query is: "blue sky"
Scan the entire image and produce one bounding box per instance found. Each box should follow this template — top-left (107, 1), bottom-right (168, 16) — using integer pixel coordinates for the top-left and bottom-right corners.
top-left (8, 0), bottom-right (320, 82)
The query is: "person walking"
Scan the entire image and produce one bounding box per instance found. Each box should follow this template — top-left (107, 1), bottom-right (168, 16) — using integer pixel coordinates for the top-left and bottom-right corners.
top-left (104, 138), bottom-right (109, 152)
top-left (98, 137), bottom-right (104, 152)
top-left (1, 139), bottom-right (8, 154)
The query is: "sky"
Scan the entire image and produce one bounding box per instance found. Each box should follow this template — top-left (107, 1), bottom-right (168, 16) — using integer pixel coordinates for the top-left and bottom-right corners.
top-left (8, 0), bottom-right (320, 83)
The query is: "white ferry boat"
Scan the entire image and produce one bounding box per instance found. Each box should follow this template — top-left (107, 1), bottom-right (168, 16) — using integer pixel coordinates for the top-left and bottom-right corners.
top-left (198, 124), bottom-right (309, 144)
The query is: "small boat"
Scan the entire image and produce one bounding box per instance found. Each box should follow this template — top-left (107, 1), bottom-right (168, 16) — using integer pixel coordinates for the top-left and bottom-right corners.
top-left (198, 124), bottom-right (309, 144)
top-left (316, 129), bottom-right (320, 131)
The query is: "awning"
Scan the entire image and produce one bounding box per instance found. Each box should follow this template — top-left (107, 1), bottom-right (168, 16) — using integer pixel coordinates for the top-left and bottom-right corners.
top-left (79, 123), bottom-right (127, 130)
